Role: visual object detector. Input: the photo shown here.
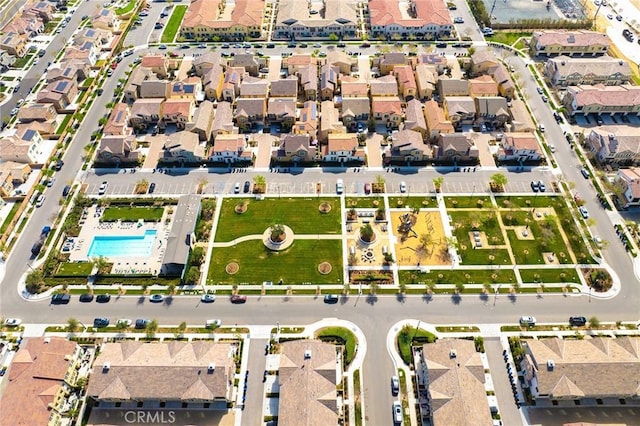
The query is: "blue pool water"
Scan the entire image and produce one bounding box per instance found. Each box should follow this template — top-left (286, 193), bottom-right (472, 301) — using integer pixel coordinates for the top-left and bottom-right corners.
top-left (87, 230), bottom-right (157, 258)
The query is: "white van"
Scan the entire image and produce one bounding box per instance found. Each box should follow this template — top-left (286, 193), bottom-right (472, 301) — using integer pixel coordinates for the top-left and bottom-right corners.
top-left (206, 319), bottom-right (222, 329)
top-left (35, 194), bottom-right (45, 208)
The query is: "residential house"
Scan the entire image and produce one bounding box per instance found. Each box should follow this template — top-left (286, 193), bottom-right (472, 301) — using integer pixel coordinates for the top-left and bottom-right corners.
top-left (341, 97), bottom-right (370, 129)
top-left (403, 99), bottom-right (427, 137)
top-left (273, 134), bottom-right (318, 164)
top-left (162, 99), bottom-right (195, 129)
top-left (488, 65), bottom-right (515, 98)
top-left (129, 98), bottom-right (163, 130)
top-left (545, 55), bottom-right (632, 87)
top-left (614, 167), bottom-right (640, 208)
top-left (325, 50), bottom-right (355, 75)
top-left (2, 16), bottom-right (43, 38)
top-left (372, 97), bottom-right (403, 129)
top-left (86, 341), bottom-right (235, 413)
top-left (563, 84), bottom-right (640, 116)
top-left (378, 52), bottom-right (408, 76)
top-left (123, 67), bottom-right (151, 103)
top-left (211, 102), bottom-right (237, 137)
top-left (208, 134), bottom-right (251, 163)
top-left (140, 79), bottom-right (171, 99)
top-left (369, 0), bottom-right (453, 40)
top-left (240, 76), bottom-right (269, 98)
top-left (36, 79), bottom-right (78, 112)
top-left (104, 103), bottom-right (132, 136)
top-left (438, 77), bottom-right (469, 97)
top-left (231, 53), bottom-right (260, 76)
top-left (202, 65), bottom-right (225, 101)
top-left (370, 75), bottom-right (398, 97)
top-left (508, 99), bottom-right (536, 132)
top-left (394, 65), bottom-right (417, 100)
top-left (90, 7), bottom-right (119, 31)
top-left (0, 50), bottom-right (14, 71)
top-left (415, 63), bottom-right (437, 100)
top-left (341, 80), bottom-right (369, 98)
top-left (141, 55), bottom-right (169, 79)
top-left (96, 135), bottom-right (140, 165)
top-left (294, 101), bottom-right (318, 136)
top-left (435, 133), bottom-right (479, 163)
top-left (268, 98), bottom-right (297, 129)
top-left (273, 0), bottom-right (357, 40)
top-left (0, 161), bottom-right (31, 197)
top-left (320, 64), bottom-right (340, 101)
top-left (424, 100), bottom-right (454, 141)
top-left (188, 100), bottom-right (214, 141)
top-left (498, 133), bottom-right (543, 163)
top-left (0, 32), bottom-right (27, 57)
top-left (298, 65), bottom-right (318, 101)
top-left (520, 337), bottom-right (640, 405)
top-left (16, 103), bottom-right (57, 123)
top-left (0, 337), bottom-right (84, 426)
top-left (62, 46), bottom-right (97, 67)
top-left (475, 96), bottom-right (510, 128)
top-left (72, 28), bottom-right (110, 56)
top-left (46, 60), bottom-right (90, 83)
top-left (25, 1), bottom-right (55, 22)
top-left (530, 30), bottom-right (610, 57)
top-left (468, 75), bottom-right (499, 98)
top-left (319, 100), bottom-right (346, 143)
top-left (417, 53), bottom-right (448, 74)
top-left (388, 129), bottom-right (431, 164)
top-left (417, 339), bottom-right (493, 426)
top-left (443, 96), bottom-right (476, 128)
top-left (323, 133), bottom-right (364, 163)
top-left (192, 52), bottom-right (223, 76)
top-left (470, 50), bottom-right (500, 76)
top-left (0, 128), bottom-right (41, 164)
top-left (235, 97), bottom-right (267, 131)
top-left (161, 131), bottom-right (204, 164)
top-left (285, 54), bottom-right (316, 75)
top-left (170, 78), bottom-right (202, 100)
top-left (270, 77), bottom-right (298, 98)
top-left (180, 0), bottom-right (265, 41)
top-left (587, 125), bottom-right (640, 166)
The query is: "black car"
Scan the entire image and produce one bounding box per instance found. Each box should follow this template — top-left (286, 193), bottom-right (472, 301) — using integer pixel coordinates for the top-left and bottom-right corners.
top-left (96, 294), bottom-right (111, 303)
top-left (54, 160), bottom-right (64, 171)
top-left (324, 294), bottom-right (339, 304)
top-left (569, 316), bottom-right (587, 326)
top-left (148, 182), bottom-right (156, 194)
top-left (435, 42), bottom-right (447, 48)
top-left (135, 318), bottom-right (150, 329)
top-left (336, 43), bottom-right (346, 47)
top-left (62, 185), bottom-right (71, 197)
top-left (243, 181), bottom-right (251, 193)
top-left (97, 88), bottom-right (103, 96)
top-left (79, 294), bottom-right (94, 303)
top-left (51, 294), bottom-right (70, 304)
top-left (93, 317), bottom-right (109, 328)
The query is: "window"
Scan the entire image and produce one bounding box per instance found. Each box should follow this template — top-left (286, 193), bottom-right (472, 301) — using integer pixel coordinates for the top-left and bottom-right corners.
top-left (137, 401), bottom-right (143, 408)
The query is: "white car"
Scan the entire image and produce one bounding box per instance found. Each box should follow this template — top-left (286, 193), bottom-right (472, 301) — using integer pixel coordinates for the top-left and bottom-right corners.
top-left (519, 316), bottom-right (536, 326)
top-left (538, 124), bottom-right (545, 132)
top-left (116, 319), bottom-right (132, 327)
top-left (453, 17), bottom-right (464, 23)
top-left (98, 181), bottom-right (108, 195)
top-left (4, 318), bottom-right (21, 326)
top-left (579, 206), bottom-right (589, 219)
top-left (35, 194), bottom-right (45, 207)
top-left (399, 181), bottom-right (407, 193)
top-left (336, 179), bottom-right (344, 194)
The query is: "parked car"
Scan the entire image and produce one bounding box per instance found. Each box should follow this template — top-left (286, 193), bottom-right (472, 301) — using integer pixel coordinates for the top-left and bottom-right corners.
top-left (206, 319), bottom-right (222, 328)
top-left (392, 401), bottom-right (403, 424)
top-left (537, 180), bottom-right (546, 192)
top-left (580, 168), bottom-right (590, 179)
top-left (234, 182), bottom-right (241, 193)
top-left (541, 95), bottom-right (548, 103)
top-left (51, 294), bottom-right (70, 304)
top-left (230, 294), bottom-right (247, 304)
top-left (117, 319), bottom-right (132, 328)
top-left (435, 42), bottom-right (447, 48)
top-left (201, 294), bottom-right (216, 303)
top-left (96, 294), bottom-right (111, 303)
top-left (149, 294), bottom-right (164, 303)
top-left (135, 319), bottom-right (150, 329)
top-left (79, 294), bottom-right (94, 303)
top-left (98, 181), bottom-right (108, 195)
top-left (391, 376), bottom-right (400, 396)
top-left (453, 17), bottom-right (464, 23)
top-left (364, 182), bottom-right (371, 194)
top-left (148, 182), bottom-right (156, 194)
top-left (4, 318), bottom-right (21, 327)
top-left (519, 316), bottom-right (536, 326)
top-left (243, 181), bottom-right (251, 193)
top-left (399, 181), bottom-right (407, 193)
top-left (93, 317), bottom-right (110, 328)
top-left (324, 294), bottom-right (339, 304)
top-left (35, 194), bottom-right (45, 208)
top-left (62, 185), bottom-right (71, 197)
top-left (531, 181), bottom-right (539, 192)
top-left (336, 179), bottom-right (344, 194)
top-left (569, 316), bottom-right (587, 326)
top-left (536, 87), bottom-right (544, 94)
top-left (579, 206), bottom-right (589, 219)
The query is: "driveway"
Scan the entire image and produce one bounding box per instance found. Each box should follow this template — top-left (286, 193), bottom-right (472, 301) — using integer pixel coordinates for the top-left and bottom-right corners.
top-left (485, 337), bottom-right (523, 426)
top-left (241, 338), bottom-right (269, 426)
top-left (253, 134), bottom-right (277, 170)
top-left (365, 134), bottom-right (384, 168)
top-left (470, 133), bottom-right (497, 168)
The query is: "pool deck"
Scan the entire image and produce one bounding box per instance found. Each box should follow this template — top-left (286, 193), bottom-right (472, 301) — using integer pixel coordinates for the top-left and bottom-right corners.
top-left (67, 205), bottom-right (172, 275)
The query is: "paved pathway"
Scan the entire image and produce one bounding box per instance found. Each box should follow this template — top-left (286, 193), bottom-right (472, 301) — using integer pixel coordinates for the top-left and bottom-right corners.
top-left (484, 337), bottom-right (524, 426)
top-left (240, 338), bottom-right (269, 426)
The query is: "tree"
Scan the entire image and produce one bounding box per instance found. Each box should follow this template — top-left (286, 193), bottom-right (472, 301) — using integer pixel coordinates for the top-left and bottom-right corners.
top-left (190, 246), bottom-right (205, 266)
top-left (433, 176), bottom-right (444, 192)
top-left (359, 223), bottom-right (375, 242)
top-left (116, 320), bottom-right (129, 330)
top-left (253, 175), bottom-right (266, 193)
top-left (589, 316), bottom-right (600, 328)
top-left (490, 173), bottom-right (508, 190)
top-left (25, 269), bottom-right (45, 294)
top-left (176, 321), bottom-right (187, 338)
top-left (183, 266), bottom-right (200, 285)
top-left (91, 256), bottom-right (110, 276)
top-left (67, 317), bottom-right (79, 333)
top-left (197, 178), bottom-right (208, 194)
top-left (145, 319), bottom-right (159, 339)
top-left (329, 33), bottom-right (339, 41)
top-left (270, 224), bottom-right (286, 243)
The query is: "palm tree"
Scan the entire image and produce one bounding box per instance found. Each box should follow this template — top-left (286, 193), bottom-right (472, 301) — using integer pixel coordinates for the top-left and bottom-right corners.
top-left (91, 256), bottom-right (110, 276)
top-left (145, 319), bottom-right (159, 339)
top-left (490, 173), bottom-right (508, 191)
top-left (176, 321), bottom-right (187, 338)
top-left (374, 174), bottom-right (386, 193)
top-left (433, 176), bottom-right (444, 193)
top-left (270, 224), bottom-right (286, 243)
top-left (67, 317), bottom-right (79, 333)
top-left (253, 175), bottom-right (266, 193)
top-left (359, 223), bottom-right (375, 242)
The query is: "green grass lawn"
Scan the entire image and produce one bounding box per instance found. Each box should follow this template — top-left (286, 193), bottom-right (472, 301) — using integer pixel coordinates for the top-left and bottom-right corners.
top-left (489, 31), bottom-right (532, 47)
top-left (215, 198), bottom-right (341, 242)
top-left (397, 326), bottom-right (436, 365)
top-left (116, 0), bottom-right (137, 15)
top-left (398, 268), bottom-right (517, 285)
top-left (316, 327), bottom-right (357, 365)
top-left (56, 114), bottom-right (73, 134)
top-left (387, 196), bottom-right (436, 209)
top-left (494, 195), bottom-right (558, 208)
top-left (56, 262), bottom-right (94, 276)
top-left (0, 203), bottom-right (20, 234)
top-left (161, 5), bottom-right (187, 43)
top-left (101, 206), bottom-right (164, 222)
top-left (207, 239), bottom-right (343, 284)
top-left (449, 210), bottom-right (511, 265)
top-left (444, 196), bottom-right (493, 209)
top-left (519, 268), bottom-right (581, 284)
top-left (345, 196), bottom-right (384, 209)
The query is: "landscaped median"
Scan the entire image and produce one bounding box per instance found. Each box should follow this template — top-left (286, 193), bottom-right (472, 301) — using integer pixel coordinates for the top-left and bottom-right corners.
top-left (161, 5), bottom-right (188, 43)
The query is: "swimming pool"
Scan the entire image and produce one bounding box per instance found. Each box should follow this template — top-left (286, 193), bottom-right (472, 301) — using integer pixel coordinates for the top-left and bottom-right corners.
top-left (87, 230), bottom-right (157, 258)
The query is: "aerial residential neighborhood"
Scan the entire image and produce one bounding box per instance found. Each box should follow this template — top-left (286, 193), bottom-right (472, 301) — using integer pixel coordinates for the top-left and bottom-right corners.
top-left (1, 0), bottom-right (640, 425)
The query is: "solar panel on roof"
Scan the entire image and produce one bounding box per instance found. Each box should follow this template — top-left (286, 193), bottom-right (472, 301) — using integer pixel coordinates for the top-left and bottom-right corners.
top-left (184, 85), bottom-right (194, 94)
top-left (115, 111), bottom-right (124, 122)
top-left (23, 129), bottom-right (36, 140)
top-left (56, 81), bottom-right (69, 91)
top-left (86, 29), bottom-right (95, 37)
